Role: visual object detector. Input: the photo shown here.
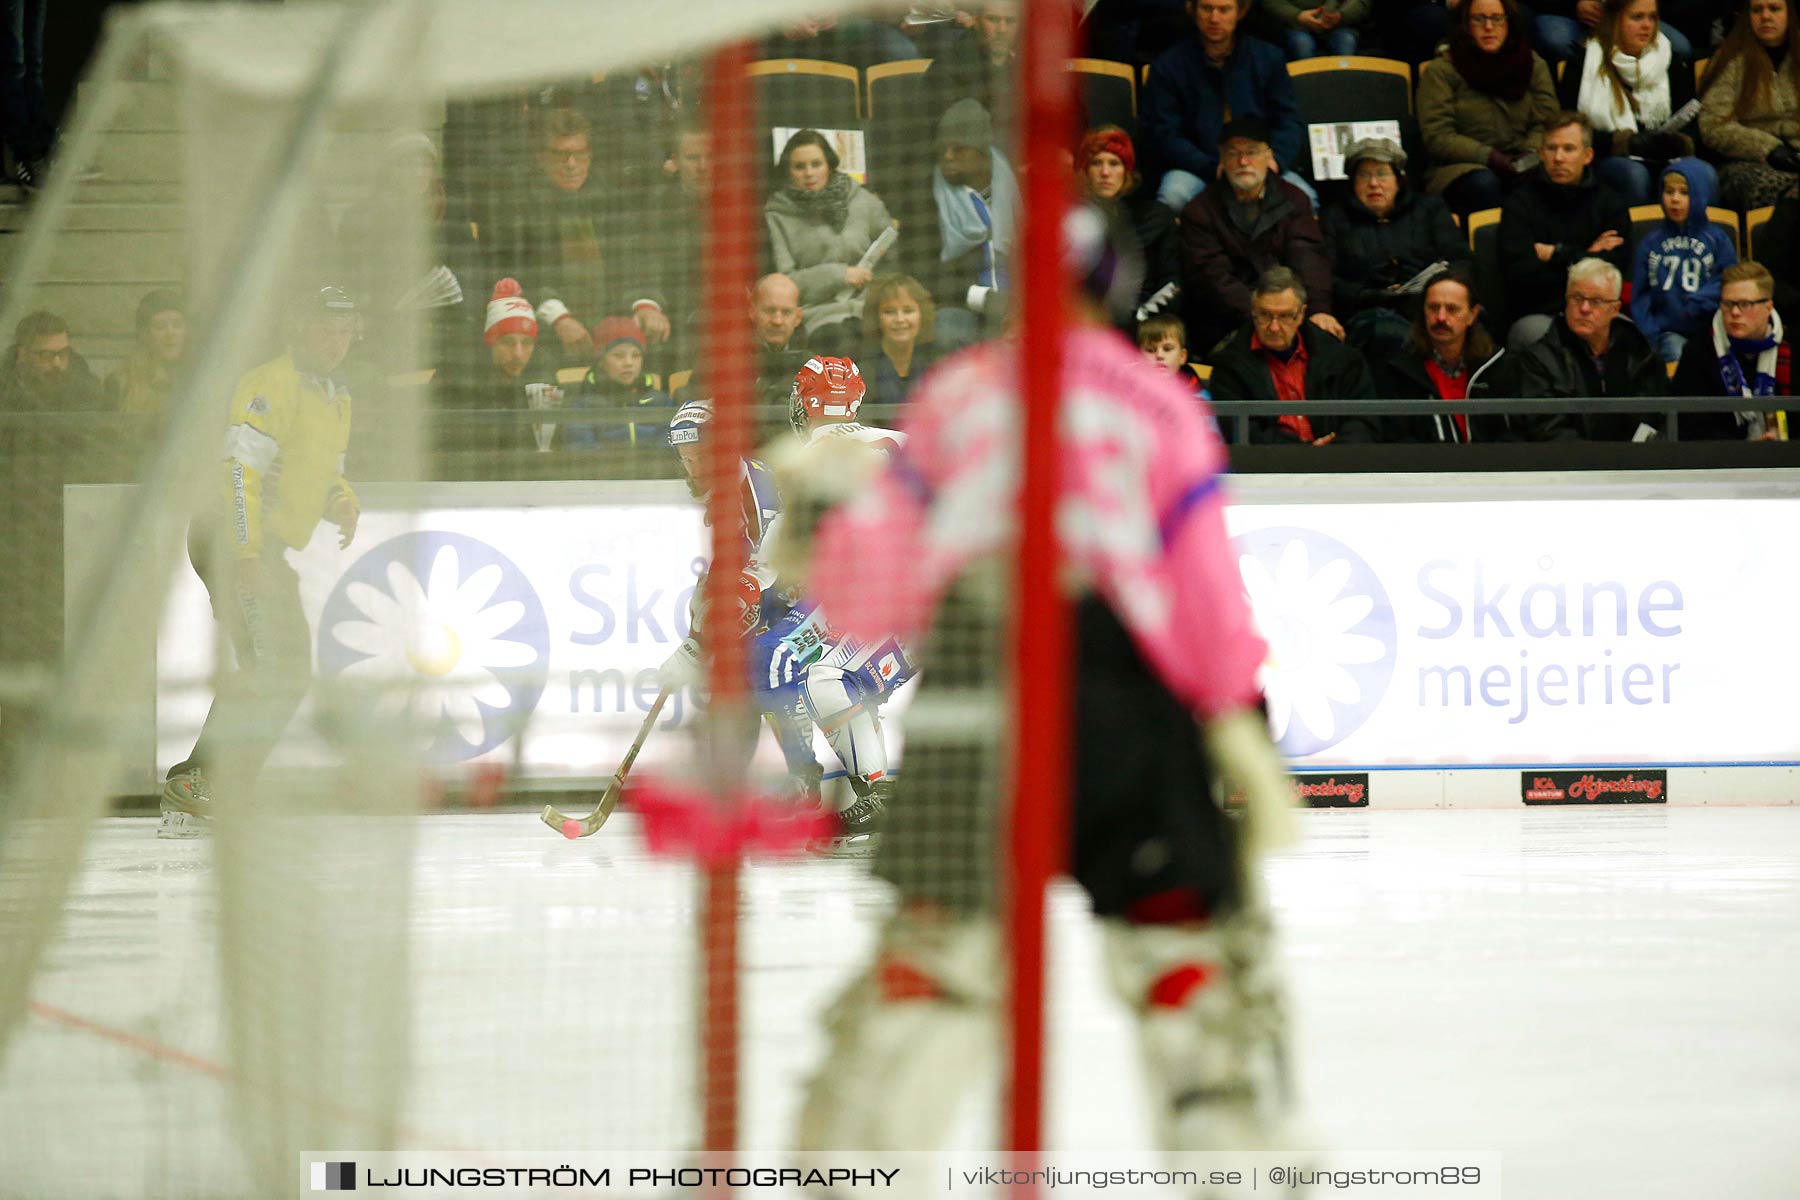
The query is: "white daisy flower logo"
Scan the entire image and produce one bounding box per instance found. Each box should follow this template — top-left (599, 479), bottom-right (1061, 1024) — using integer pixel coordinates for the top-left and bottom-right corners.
top-left (1234, 528), bottom-right (1396, 756)
top-left (318, 532), bottom-right (550, 761)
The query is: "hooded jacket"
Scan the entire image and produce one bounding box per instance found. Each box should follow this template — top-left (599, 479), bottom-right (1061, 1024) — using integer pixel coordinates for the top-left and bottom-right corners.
top-left (1498, 165), bottom-right (1633, 320)
top-left (1629, 158), bottom-right (1736, 344)
top-left (1322, 180), bottom-right (1471, 317)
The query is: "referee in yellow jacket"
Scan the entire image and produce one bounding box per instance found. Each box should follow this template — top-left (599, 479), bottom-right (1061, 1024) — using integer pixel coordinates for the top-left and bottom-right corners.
top-left (159, 287), bottom-right (362, 838)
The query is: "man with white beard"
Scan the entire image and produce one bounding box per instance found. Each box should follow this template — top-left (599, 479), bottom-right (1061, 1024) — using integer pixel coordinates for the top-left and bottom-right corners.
top-left (1176, 117), bottom-right (1339, 359)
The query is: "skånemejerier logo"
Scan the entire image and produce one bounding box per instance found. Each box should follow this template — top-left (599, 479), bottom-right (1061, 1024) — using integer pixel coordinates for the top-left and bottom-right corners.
top-left (1234, 527), bottom-right (1397, 756)
top-left (319, 532), bottom-right (550, 762)
top-left (310, 1161), bottom-right (355, 1191)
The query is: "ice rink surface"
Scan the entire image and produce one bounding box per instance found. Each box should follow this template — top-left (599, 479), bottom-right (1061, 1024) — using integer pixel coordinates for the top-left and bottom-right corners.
top-left (3, 805), bottom-right (1797, 1199)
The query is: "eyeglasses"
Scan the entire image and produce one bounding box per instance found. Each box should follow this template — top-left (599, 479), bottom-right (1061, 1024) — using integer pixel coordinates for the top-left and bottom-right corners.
top-left (1469, 13), bottom-right (1508, 27)
top-left (1566, 294), bottom-right (1620, 310)
top-left (1721, 298), bottom-right (1773, 314)
top-left (1253, 309), bottom-right (1304, 325)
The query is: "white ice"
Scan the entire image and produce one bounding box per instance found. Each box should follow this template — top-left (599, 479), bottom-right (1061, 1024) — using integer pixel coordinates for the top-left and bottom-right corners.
top-left (2, 807), bottom-right (1796, 1199)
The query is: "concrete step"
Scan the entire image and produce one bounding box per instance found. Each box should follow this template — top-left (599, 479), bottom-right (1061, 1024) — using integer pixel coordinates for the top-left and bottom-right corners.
top-left (0, 229), bottom-right (183, 283)
top-left (0, 201), bottom-right (184, 232)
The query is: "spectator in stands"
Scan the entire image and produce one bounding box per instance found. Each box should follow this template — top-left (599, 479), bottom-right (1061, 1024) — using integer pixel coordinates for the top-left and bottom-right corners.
top-left (1753, 189), bottom-right (1800, 316)
top-left (925, 0), bottom-right (1020, 132)
top-left (436, 279), bottom-right (559, 458)
top-left (1140, 0), bottom-right (1310, 213)
top-left (1178, 118), bottom-right (1338, 358)
top-left (765, 129), bottom-right (899, 354)
top-left (1670, 260), bottom-right (1795, 437)
top-left (1499, 111), bottom-right (1631, 347)
top-left (1323, 137), bottom-right (1471, 359)
top-left (564, 317), bottom-right (674, 448)
top-left (482, 109), bottom-right (668, 371)
top-left (1251, 0), bottom-right (1370, 60)
top-left (1, 310), bottom-right (102, 411)
top-left (1631, 158), bottom-right (1735, 362)
top-left (1206, 267), bottom-right (1377, 443)
top-left (1509, 256), bottom-right (1667, 438)
top-left (891, 99), bottom-right (1019, 348)
top-left (334, 132), bottom-right (482, 374)
top-left (1373, 268), bottom-right (1517, 441)
top-left (1699, 0), bottom-right (1800, 210)
top-left (750, 272), bottom-right (816, 415)
top-left (1137, 312), bottom-right (1209, 396)
top-left (1533, 0), bottom-right (1695, 64)
top-left (764, 13), bottom-right (920, 71)
top-left (1077, 126), bottom-right (1180, 323)
top-left (637, 121), bottom-right (709, 370)
top-left (105, 290), bottom-right (188, 415)
top-left (860, 274), bottom-right (941, 408)
top-left (580, 62), bottom-right (696, 195)
top-left (1557, 0), bottom-right (1696, 205)
top-left (0, 0), bottom-right (51, 188)
top-left (1419, 0), bottom-right (1562, 216)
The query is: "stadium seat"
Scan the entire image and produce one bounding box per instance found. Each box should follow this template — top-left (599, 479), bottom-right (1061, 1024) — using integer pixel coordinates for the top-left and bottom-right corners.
top-left (1628, 203), bottom-right (1742, 258)
top-left (1466, 207), bottom-right (1507, 328)
top-left (864, 58), bottom-right (934, 194)
top-left (1069, 58), bottom-right (1137, 137)
top-left (1695, 57), bottom-right (1709, 91)
top-left (666, 369), bottom-right (694, 397)
top-left (1286, 57), bottom-right (1417, 185)
top-left (556, 366), bottom-right (588, 385)
top-left (1746, 205), bottom-right (1776, 259)
top-left (1193, 363), bottom-right (1212, 381)
top-left (747, 58), bottom-right (863, 128)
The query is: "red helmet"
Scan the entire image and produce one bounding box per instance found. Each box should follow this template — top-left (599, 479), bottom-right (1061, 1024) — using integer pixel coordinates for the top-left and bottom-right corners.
top-left (789, 355), bottom-right (866, 436)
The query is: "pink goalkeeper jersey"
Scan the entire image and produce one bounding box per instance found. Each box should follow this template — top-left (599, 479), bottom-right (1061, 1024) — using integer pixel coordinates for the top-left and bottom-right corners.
top-left (811, 324), bottom-right (1265, 719)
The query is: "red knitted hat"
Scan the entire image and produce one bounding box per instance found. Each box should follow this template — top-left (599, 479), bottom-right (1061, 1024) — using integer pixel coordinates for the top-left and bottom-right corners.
top-left (483, 278), bottom-right (537, 346)
top-left (1077, 128), bottom-right (1135, 176)
top-left (593, 315), bottom-right (646, 355)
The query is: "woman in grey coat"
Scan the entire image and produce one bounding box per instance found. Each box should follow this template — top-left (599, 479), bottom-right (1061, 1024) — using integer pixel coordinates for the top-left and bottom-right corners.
top-left (765, 129), bottom-right (899, 349)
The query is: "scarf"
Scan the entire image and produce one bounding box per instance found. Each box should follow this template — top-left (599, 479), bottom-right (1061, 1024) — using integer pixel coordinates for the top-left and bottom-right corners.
top-left (933, 147), bottom-right (1021, 280)
top-left (782, 171), bottom-right (856, 231)
top-left (1575, 32), bottom-right (1673, 133)
top-left (1713, 306), bottom-right (1785, 434)
top-left (1450, 34), bottom-right (1535, 102)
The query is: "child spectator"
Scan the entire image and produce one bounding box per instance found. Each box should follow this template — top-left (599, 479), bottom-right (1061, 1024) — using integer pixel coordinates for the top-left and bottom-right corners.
top-left (860, 274), bottom-right (941, 408)
top-left (565, 316), bottom-right (675, 450)
top-left (105, 290), bottom-right (188, 415)
top-left (1670, 260), bottom-right (1795, 439)
top-left (1136, 313), bottom-right (1208, 395)
top-left (1630, 158), bottom-right (1735, 364)
top-left (1251, 0), bottom-right (1370, 61)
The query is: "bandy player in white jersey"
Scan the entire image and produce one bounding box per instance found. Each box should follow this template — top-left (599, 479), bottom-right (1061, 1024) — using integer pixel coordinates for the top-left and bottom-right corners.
top-left (748, 355), bottom-right (916, 845)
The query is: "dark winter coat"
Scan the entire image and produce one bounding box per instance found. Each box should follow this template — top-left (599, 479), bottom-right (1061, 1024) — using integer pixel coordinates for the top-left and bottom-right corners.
top-left (433, 355), bottom-right (559, 459)
top-left (1140, 34), bottom-right (1304, 183)
top-left (1507, 314), bottom-right (1667, 440)
top-left (1179, 174), bottom-right (1333, 355)
top-left (1498, 167), bottom-right (1633, 320)
top-left (1207, 322), bottom-right (1378, 444)
top-left (563, 371), bottom-right (677, 450)
top-left (1373, 345), bottom-right (1517, 442)
top-left (1669, 325), bottom-right (1795, 440)
top-left (1322, 186), bottom-right (1471, 319)
top-left (1101, 185), bottom-right (1181, 318)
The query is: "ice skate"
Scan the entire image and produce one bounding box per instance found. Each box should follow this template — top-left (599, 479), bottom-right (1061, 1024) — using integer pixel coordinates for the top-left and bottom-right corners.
top-left (822, 777), bottom-right (891, 854)
top-left (157, 768), bottom-right (214, 839)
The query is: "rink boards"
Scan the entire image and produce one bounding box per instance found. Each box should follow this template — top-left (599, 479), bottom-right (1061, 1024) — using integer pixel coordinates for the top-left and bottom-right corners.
top-left (67, 468), bottom-right (1800, 806)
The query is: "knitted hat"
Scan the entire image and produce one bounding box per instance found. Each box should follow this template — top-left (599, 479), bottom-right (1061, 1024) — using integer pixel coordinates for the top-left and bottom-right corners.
top-left (593, 315), bottom-right (646, 356)
top-left (936, 98), bottom-right (993, 153)
top-left (135, 288), bottom-right (185, 331)
top-left (1077, 127), bottom-right (1135, 176)
top-left (483, 278), bottom-right (537, 346)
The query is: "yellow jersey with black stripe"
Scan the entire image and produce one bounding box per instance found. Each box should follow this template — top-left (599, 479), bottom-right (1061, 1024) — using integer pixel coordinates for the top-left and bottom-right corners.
top-left (222, 354), bottom-right (354, 559)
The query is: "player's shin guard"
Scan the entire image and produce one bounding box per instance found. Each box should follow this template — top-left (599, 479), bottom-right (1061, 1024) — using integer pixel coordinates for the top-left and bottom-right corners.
top-left (794, 911), bottom-right (997, 1151)
top-left (1101, 906), bottom-right (1298, 1152)
top-left (802, 666), bottom-right (888, 785)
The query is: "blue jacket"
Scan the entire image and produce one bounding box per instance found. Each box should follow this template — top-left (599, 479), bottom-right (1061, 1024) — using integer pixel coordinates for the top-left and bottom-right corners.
top-left (1140, 35), bottom-right (1303, 185)
top-left (1630, 158), bottom-right (1736, 343)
